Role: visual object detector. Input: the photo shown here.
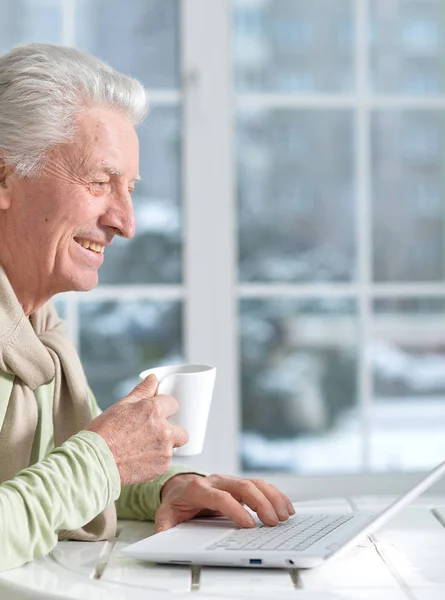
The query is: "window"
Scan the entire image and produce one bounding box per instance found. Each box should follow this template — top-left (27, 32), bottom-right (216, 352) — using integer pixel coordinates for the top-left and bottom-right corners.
top-left (235, 0), bottom-right (445, 480)
top-left (2, 0), bottom-right (445, 491)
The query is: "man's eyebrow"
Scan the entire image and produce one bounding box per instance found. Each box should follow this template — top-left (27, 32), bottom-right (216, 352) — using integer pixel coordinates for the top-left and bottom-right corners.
top-left (100, 162), bottom-right (141, 181)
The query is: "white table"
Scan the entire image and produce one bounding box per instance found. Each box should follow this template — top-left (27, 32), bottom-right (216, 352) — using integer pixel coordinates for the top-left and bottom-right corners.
top-left (1, 496), bottom-right (445, 600)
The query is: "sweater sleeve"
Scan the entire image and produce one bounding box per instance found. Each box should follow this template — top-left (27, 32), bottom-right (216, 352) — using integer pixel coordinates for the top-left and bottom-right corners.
top-left (87, 388), bottom-right (207, 522)
top-left (0, 430), bottom-right (120, 572)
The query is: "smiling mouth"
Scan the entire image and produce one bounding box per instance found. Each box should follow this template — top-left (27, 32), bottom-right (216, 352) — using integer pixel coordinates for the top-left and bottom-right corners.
top-left (74, 239), bottom-right (105, 254)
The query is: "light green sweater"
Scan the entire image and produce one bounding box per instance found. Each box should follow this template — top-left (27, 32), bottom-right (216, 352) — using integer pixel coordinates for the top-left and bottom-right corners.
top-left (0, 370), bottom-right (196, 571)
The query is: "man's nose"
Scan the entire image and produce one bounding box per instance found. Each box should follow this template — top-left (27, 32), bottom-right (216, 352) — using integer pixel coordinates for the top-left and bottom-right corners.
top-left (100, 190), bottom-right (136, 238)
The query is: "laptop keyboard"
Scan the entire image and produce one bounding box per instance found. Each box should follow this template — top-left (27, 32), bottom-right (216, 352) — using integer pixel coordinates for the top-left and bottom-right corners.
top-left (207, 514), bottom-right (353, 552)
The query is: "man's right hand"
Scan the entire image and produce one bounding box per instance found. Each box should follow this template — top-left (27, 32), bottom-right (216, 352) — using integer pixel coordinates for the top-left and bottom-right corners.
top-left (85, 375), bottom-right (188, 485)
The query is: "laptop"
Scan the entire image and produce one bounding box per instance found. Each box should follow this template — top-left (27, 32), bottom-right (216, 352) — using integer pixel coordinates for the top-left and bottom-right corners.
top-left (122, 460), bottom-right (445, 569)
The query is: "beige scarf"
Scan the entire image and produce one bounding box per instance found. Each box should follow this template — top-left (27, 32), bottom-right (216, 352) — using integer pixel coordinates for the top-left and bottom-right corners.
top-left (0, 265), bottom-right (116, 541)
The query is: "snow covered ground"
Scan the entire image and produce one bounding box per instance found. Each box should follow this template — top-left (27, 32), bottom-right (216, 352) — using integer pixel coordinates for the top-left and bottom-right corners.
top-left (241, 396), bottom-right (445, 474)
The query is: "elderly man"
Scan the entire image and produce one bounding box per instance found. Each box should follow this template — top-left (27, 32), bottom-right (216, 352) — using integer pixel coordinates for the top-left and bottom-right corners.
top-left (0, 43), bottom-right (294, 571)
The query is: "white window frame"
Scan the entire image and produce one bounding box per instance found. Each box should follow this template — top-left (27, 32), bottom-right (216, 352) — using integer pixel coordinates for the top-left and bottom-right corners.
top-left (60, 0), bottom-right (445, 496)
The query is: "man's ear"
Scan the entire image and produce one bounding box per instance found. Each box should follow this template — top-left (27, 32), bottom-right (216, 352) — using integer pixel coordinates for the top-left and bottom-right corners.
top-left (0, 155), bottom-right (13, 210)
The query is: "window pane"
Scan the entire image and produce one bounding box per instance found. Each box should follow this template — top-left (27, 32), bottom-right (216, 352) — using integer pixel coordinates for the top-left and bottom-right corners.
top-left (240, 298), bottom-right (360, 474)
top-left (98, 107), bottom-right (182, 284)
top-left (371, 297), bottom-right (445, 470)
top-left (237, 109), bottom-right (355, 282)
top-left (0, 0), bottom-right (62, 53)
top-left (80, 300), bottom-right (183, 410)
top-left (233, 0), bottom-right (354, 93)
top-left (372, 110), bottom-right (445, 282)
top-left (370, 0), bottom-right (445, 95)
top-left (75, 0), bottom-right (180, 89)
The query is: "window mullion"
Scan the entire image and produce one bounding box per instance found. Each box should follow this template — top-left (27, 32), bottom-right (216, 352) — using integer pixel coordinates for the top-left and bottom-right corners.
top-left (181, 0), bottom-right (238, 474)
top-left (61, 0), bottom-right (76, 47)
top-left (356, 0), bottom-right (373, 472)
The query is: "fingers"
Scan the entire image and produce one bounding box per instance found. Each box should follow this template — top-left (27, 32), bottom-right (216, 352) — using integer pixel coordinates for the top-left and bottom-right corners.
top-left (217, 478), bottom-right (282, 526)
top-left (143, 393), bottom-right (179, 420)
top-left (154, 504), bottom-right (201, 533)
top-left (155, 475), bottom-right (295, 533)
top-left (122, 374), bottom-right (158, 403)
top-left (204, 476), bottom-right (294, 527)
top-left (154, 394), bottom-right (179, 419)
top-left (272, 485), bottom-right (296, 516)
top-left (190, 484), bottom-right (257, 529)
top-left (128, 391), bottom-right (188, 446)
top-left (249, 479), bottom-right (296, 520)
top-left (171, 424), bottom-right (189, 448)
top-left (154, 505), bottom-right (177, 533)
top-left (123, 387), bottom-right (179, 420)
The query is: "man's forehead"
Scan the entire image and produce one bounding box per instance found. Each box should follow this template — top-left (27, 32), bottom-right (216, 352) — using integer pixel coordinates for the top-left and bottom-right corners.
top-left (73, 108), bottom-right (140, 179)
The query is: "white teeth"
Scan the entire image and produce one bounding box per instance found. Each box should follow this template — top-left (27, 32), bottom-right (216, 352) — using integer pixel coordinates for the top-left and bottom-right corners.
top-left (78, 240), bottom-right (105, 253)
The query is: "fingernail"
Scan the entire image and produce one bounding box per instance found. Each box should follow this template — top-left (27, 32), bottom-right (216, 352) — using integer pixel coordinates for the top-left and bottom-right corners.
top-left (266, 509), bottom-right (279, 524)
top-left (277, 509), bottom-right (288, 521)
top-left (145, 374), bottom-right (158, 383)
top-left (246, 514), bottom-right (256, 527)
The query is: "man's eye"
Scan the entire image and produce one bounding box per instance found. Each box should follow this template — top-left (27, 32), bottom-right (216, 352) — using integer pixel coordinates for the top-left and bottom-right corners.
top-left (89, 181), bottom-right (110, 193)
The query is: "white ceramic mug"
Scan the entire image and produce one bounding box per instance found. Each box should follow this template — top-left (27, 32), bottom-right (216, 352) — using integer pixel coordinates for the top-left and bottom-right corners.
top-left (139, 363), bottom-right (216, 456)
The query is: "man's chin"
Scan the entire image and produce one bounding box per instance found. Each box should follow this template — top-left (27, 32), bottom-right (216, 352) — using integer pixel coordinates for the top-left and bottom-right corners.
top-left (60, 271), bottom-right (100, 294)
top-left (76, 275), bottom-right (99, 293)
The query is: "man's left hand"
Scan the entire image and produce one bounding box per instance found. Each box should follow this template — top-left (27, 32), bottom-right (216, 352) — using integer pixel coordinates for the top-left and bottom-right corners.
top-left (155, 474), bottom-right (295, 533)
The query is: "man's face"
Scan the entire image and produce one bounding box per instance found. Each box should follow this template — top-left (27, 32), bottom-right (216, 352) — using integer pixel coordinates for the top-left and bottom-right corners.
top-left (0, 107), bottom-right (139, 296)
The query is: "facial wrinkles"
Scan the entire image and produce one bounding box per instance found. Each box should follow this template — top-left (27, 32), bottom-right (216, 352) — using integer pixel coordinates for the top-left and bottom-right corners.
top-left (44, 147), bottom-right (94, 189)
top-left (40, 154), bottom-right (106, 236)
top-left (0, 107), bottom-right (139, 314)
top-left (13, 157), bottom-right (92, 268)
top-left (21, 178), bottom-right (72, 277)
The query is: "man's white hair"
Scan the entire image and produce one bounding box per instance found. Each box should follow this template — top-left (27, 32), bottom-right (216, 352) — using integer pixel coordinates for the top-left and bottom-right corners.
top-left (0, 43), bottom-right (149, 176)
